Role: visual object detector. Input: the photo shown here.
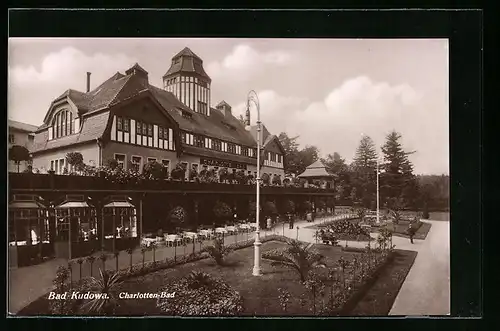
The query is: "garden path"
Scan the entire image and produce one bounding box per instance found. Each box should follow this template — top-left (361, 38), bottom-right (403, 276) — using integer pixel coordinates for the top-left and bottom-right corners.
top-left (277, 216), bottom-right (450, 316)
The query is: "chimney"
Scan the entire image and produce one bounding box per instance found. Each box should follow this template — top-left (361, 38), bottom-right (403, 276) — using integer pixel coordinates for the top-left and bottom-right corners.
top-left (86, 72), bottom-right (91, 92)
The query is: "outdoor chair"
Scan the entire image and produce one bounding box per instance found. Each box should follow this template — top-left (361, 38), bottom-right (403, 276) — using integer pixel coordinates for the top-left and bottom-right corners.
top-left (225, 225), bottom-right (237, 234)
top-left (183, 231), bottom-right (198, 243)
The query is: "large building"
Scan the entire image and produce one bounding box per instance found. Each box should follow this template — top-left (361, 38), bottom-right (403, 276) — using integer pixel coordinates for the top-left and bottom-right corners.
top-left (8, 120), bottom-right (37, 172)
top-left (31, 47), bottom-right (285, 180)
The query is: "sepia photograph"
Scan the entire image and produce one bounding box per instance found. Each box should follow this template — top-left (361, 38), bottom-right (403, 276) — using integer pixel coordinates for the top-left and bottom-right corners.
top-left (8, 37), bottom-right (450, 317)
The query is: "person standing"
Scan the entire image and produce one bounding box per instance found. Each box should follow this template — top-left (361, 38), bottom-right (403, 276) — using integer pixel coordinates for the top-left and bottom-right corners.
top-left (289, 214), bottom-right (294, 229)
top-left (266, 216), bottom-right (272, 230)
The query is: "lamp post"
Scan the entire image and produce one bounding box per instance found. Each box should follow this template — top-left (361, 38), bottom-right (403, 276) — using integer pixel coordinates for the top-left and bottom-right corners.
top-left (376, 157), bottom-right (380, 225)
top-left (245, 90), bottom-right (262, 276)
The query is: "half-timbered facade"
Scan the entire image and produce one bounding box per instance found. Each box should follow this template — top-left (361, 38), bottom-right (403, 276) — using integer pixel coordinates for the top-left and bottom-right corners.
top-left (31, 47), bottom-right (285, 180)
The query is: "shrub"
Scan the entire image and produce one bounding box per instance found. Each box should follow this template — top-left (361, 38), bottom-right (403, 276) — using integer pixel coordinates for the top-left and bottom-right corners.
top-left (170, 163), bottom-right (186, 180)
top-left (235, 170), bottom-right (246, 185)
top-left (80, 269), bottom-right (123, 315)
top-left (272, 175), bottom-right (282, 186)
top-left (218, 167), bottom-right (229, 182)
top-left (143, 160), bottom-right (166, 180)
top-left (261, 173), bottom-right (270, 185)
top-left (189, 168), bottom-right (198, 181)
top-left (204, 238), bottom-right (233, 265)
top-left (157, 271), bottom-right (243, 316)
top-left (326, 220), bottom-right (371, 241)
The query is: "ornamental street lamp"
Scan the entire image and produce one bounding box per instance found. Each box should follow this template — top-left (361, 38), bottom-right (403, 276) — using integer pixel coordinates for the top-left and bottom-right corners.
top-left (245, 90), bottom-right (262, 277)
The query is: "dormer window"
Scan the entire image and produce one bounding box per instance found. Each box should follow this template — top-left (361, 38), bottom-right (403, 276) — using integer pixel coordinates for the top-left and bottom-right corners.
top-left (182, 110), bottom-right (192, 119)
top-left (51, 109), bottom-right (74, 140)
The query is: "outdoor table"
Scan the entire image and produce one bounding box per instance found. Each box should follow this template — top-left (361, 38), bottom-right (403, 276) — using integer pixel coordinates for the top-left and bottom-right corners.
top-left (215, 227), bottom-right (228, 234)
top-left (225, 226), bottom-right (237, 233)
top-left (164, 234), bottom-right (182, 246)
top-left (141, 237), bottom-right (156, 247)
top-left (198, 229), bottom-right (213, 239)
top-left (183, 232), bottom-right (198, 242)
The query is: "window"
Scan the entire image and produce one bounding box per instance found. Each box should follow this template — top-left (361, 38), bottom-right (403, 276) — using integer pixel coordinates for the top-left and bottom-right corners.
top-left (131, 156), bottom-right (142, 173)
top-left (158, 127), bottom-right (163, 139)
top-left (52, 109), bottom-right (74, 139)
top-left (228, 143), bottom-right (236, 154)
top-left (59, 159), bottom-right (65, 174)
top-left (114, 154), bottom-right (126, 169)
top-left (181, 132), bottom-right (186, 144)
top-left (191, 163), bottom-right (199, 175)
top-left (117, 116), bottom-right (130, 133)
top-left (212, 139), bottom-right (222, 151)
top-left (147, 157), bottom-right (157, 164)
top-left (197, 101), bottom-right (208, 115)
top-left (148, 124), bottom-right (153, 137)
top-left (194, 135), bottom-right (204, 148)
top-left (8, 134), bottom-right (15, 144)
top-left (142, 123), bottom-right (147, 135)
top-left (242, 147), bottom-right (249, 157)
top-left (50, 160), bottom-right (54, 171)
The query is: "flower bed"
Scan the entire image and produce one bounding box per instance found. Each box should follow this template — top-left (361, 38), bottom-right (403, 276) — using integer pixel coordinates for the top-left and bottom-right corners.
top-left (157, 272), bottom-right (244, 316)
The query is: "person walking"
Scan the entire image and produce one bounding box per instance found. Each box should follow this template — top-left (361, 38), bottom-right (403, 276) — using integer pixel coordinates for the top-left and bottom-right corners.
top-left (407, 223), bottom-right (415, 244)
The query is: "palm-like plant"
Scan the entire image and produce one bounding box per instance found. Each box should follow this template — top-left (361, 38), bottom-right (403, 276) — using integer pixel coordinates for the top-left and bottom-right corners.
top-left (265, 239), bottom-right (326, 282)
top-left (205, 237), bottom-right (233, 265)
top-left (77, 258), bottom-right (84, 280)
top-left (86, 255), bottom-right (96, 277)
top-left (81, 269), bottom-right (123, 315)
top-left (185, 271), bottom-right (214, 290)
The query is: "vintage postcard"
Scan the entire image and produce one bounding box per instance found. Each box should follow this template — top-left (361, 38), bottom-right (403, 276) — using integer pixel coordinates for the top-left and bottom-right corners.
top-left (8, 37), bottom-right (450, 317)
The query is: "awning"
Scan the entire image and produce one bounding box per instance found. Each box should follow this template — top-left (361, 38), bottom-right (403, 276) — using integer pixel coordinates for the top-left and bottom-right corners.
top-left (103, 201), bottom-right (135, 208)
top-left (9, 201), bottom-right (46, 209)
top-left (55, 201), bottom-right (90, 209)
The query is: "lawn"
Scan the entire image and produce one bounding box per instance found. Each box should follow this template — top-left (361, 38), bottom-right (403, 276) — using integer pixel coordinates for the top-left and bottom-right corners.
top-left (387, 221), bottom-right (432, 240)
top-left (348, 249), bottom-right (418, 315)
top-left (19, 240), bottom-right (369, 316)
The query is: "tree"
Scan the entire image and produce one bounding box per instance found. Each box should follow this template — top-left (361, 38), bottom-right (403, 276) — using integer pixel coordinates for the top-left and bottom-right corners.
top-left (351, 136), bottom-right (378, 208)
top-left (205, 238), bottom-right (233, 265)
top-left (278, 132), bottom-right (302, 176)
top-left (9, 145), bottom-right (31, 173)
top-left (321, 152), bottom-right (348, 175)
top-left (66, 152), bottom-right (84, 174)
top-left (380, 130), bottom-right (416, 207)
top-left (298, 145), bottom-right (320, 174)
top-left (213, 200), bottom-right (232, 221)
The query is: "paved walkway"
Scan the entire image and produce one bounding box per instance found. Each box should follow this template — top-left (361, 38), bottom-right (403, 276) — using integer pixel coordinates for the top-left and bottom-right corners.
top-left (389, 220), bottom-right (450, 316)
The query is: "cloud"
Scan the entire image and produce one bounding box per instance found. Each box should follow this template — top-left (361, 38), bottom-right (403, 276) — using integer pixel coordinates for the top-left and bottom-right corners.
top-left (233, 76), bottom-right (448, 175)
top-left (206, 44), bottom-right (294, 80)
top-left (8, 47), bottom-right (136, 125)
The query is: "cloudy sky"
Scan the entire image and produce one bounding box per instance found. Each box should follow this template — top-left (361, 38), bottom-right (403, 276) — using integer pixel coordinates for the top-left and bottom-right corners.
top-left (8, 38), bottom-right (448, 175)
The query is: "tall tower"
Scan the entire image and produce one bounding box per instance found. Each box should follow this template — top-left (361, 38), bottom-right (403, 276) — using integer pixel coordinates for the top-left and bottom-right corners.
top-left (163, 47), bottom-right (212, 116)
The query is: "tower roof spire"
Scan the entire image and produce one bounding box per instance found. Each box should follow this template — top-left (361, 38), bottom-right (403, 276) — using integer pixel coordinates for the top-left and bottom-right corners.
top-left (163, 47), bottom-right (211, 81)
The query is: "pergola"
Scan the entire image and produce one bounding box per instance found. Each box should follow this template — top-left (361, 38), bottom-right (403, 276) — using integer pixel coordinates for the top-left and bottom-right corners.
top-left (8, 195), bottom-right (50, 267)
top-left (102, 195), bottom-right (138, 252)
top-left (54, 194), bottom-right (96, 259)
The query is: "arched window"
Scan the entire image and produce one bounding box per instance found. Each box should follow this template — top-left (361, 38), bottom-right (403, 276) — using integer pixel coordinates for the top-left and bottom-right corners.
top-left (52, 109), bottom-right (74, 139)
